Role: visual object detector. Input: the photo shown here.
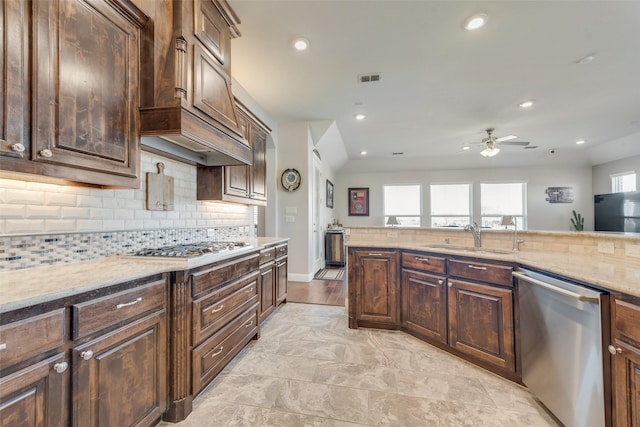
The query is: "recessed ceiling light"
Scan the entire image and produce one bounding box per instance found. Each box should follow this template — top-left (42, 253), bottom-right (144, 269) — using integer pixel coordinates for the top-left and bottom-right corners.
top-left (576, 140), bottom-right (586, 145)
top-left (354, 113), bottom-right (366, 121)
top-left (463, 146), bottom-right (471, 150)
top-left (360, 151), bottom-right (367, 156)
top-left (464, 13), bottom-right (488, 30)
top-left (292, 37), bottom-right (309, 51)
top-left (575, 53), bottom-right (596, 65)
top-left (519, 100), bottom-right (534, 108)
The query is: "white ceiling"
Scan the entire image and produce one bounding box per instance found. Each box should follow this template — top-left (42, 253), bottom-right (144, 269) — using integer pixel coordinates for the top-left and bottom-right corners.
top-left (228, 0), bottom-right (640, 172)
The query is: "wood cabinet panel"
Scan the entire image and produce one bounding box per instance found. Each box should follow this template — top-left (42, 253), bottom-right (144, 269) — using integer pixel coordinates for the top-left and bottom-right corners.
top-left (258, 261), bottom-right (276, 323)
top-left (0, 309), bottom-right (65, 368)
top-left (350, 249), bottom-right (399, 328)
top-left (448, 259), bottom-right (513, 287)
top-left (72, 280), bottom-right (166, 339)
top-left (402, 252), bottom-right (446, 274)
top-left (611, 296), bottom-right (640, 427)
top-left (448, 279), bottom-right (515, 372)
top-left (401, 269), bottom-right (447, 344)
top-left (73, 311), bottom-right (167, 427)
top-left (30, 0), bottom-right (146, 187)
top-left (276, 257), bottom-right (288, 305)
top-left (0, 353), bottom-right (68, 427)
top-left (191, 253), bottom-right (260, 297)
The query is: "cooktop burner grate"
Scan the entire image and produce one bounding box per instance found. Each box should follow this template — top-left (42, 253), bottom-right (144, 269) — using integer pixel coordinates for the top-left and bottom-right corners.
top-left (133, 241), bottom-right (250, 258)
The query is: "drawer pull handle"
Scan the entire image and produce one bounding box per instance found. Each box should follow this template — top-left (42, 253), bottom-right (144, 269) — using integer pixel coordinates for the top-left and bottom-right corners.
top-left (211, 346), bottom-right (224, 357)
top-left (244, 319), bottom-right (254, 328)
top-left (0, 343), bottom-right (6, 351)
top-left (53, 362), bottom-right (68, 373)
top-left (368, 253), bottom-right (383, 256)
top-left (277, 262), bottom-right (286, 267)
top-left (415, 257), bottom-right (430, 262)
top-left (467, 265), bottom-right (487, 270)
top-left (608, 345), bottom-right (622, 355)
top-left (81, 350), bottom-right (94, 361)
top-left (245, 288), bottom-right (254, 293)
top-left (438, 279), bottom-right (444, 285)
top-left (116, 297), bottom-right (142, 309)
top-left (211, 304), bottom-right (225, 313)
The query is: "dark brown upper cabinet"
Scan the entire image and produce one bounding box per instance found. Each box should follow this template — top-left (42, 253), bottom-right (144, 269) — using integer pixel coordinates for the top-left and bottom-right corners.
top-left (139, 0), bottom-right (251, 166)
top-left (197, 100), bottom-right (270, 205)
top-left (0, 0), bottom-right (147, 188)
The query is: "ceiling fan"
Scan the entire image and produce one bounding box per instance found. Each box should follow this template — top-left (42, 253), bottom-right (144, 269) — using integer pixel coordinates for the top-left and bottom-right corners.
top-left (471, 128), bottom-right (530, 157)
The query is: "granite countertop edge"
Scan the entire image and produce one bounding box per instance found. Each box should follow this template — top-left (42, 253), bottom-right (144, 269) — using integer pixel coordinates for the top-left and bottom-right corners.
top-left (0, 237), bottom-right (289, 314)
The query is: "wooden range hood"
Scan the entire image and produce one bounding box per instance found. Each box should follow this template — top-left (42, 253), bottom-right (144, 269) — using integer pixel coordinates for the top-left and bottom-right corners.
top-left (139, 0), bottom-right (251, 166)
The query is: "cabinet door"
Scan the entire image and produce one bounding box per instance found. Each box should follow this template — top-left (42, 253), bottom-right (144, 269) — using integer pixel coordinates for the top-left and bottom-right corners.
top-left (0, 0), bottom-right (30, 160)
top-left (353, 250), bottom-right (399, 327)
top-left (0, 353), bottom-right (69, 427)
top-left (276, 257), bottom-right (288, 305)
top-left (249, 126), bottom-right (267, 200)
top-left (31, 0), bottom-right (145, 186)
top-left (401, 269), bottom-right (447, 344)
top-left (448, 279), bottom-right (515, 372)
top-left (73, 311), bottom-right (167, 427)
top-left (258, 263), bottom-right (275, 323)
top-left (611, 341), bottom-right (640, 427)
top-left (224, 111), bottom-right (250, 198)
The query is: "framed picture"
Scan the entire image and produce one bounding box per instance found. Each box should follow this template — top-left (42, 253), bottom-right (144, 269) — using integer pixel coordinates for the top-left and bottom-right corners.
top-left (326, 180), bottom-right (334, 208)
top-left (348, 187), bottom-right (369, 216)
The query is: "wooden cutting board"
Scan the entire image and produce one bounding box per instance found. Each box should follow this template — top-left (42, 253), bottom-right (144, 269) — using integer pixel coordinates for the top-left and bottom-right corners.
top-left (146, 162), bottom-right (174, 211)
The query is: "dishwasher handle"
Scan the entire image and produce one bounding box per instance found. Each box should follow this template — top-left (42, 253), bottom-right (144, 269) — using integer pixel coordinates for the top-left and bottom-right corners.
top-left (513, 271), bottom-right (600, 304)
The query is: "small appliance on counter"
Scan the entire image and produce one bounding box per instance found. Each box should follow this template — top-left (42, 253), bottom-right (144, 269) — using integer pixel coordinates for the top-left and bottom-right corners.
top-left (325, 229), bottom-right (346, 267)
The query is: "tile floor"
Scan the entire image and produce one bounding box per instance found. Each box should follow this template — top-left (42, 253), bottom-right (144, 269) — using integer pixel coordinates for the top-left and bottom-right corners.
top-left (159, 303), bottom-right (559, 426)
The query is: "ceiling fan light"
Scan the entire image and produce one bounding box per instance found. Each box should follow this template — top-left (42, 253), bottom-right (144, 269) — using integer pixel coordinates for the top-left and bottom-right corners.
top-left (464, 13), bottom-right (488, 30)
top-left (480, 147), bottom-right (500, 157)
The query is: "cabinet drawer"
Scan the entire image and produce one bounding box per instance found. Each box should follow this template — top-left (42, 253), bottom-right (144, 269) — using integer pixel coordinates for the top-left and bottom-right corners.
top-left (193, 272), bottom-right (259, 343)
top-left (447, 259), bottom-right (513, 287)
top-left (192, 253), bottom-right (260, 297)
top-left (259, 248), bottom-right (275, 265)
top-left (0, 309), bottom-right (65, 367)
top-left (613, 298), bottom-right (640, 346)
top-left (72, 280), bottom-right (166, 339)
top-left (402, 251), bottom-right (445, 274)
top-left (192, 305), bottom-right (259, 394)
top-left (275, 244), bottom-right (288, 259)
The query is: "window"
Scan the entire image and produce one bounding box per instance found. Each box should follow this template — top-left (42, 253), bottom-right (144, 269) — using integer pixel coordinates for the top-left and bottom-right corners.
top-left (611, 171), bottom-right (636, 193)
top-left (481, 182), bottom-right (526, 229)
top-left (383, 184), bottom-right (421, 226)
top-left (430, 184), bottom-right (471, 227)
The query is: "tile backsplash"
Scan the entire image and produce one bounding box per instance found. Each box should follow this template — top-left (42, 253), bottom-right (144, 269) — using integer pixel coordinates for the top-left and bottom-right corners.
top-left (0, 151), bottom-right (256, 270)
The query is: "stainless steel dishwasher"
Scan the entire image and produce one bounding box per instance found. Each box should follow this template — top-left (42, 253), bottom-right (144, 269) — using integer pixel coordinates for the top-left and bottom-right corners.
top-left (514, 269), bottom-right (605, 427)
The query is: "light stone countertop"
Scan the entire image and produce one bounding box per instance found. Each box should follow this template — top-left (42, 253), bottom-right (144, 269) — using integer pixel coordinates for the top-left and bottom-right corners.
top-left (346, 240), bottom-right (640, 298)
top-left (0, 237), bottom-right (289, 314)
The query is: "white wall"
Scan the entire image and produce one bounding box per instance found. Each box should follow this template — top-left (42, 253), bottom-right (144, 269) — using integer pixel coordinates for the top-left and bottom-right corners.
top-left (335, 166), bottom-right (594, 231)
top-left (592, 155), bottom-right (640, 195)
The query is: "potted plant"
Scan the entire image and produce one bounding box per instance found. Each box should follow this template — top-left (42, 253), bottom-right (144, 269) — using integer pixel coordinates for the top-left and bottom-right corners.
top-left (570, 210), bottom-right (584, 231)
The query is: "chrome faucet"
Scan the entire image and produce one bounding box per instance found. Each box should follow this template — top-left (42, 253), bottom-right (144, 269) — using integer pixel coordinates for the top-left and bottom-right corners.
top-left (464, 222), bottom-right (481, 247)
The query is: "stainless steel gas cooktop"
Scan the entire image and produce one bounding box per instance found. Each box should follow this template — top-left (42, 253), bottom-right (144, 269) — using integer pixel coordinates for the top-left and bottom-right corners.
top-left (133, 241), bottom-right (250, 258)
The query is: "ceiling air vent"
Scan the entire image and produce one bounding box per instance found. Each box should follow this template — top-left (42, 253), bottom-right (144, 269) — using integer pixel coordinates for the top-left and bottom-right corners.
top-left (358, 73), bottom-right (382, 83)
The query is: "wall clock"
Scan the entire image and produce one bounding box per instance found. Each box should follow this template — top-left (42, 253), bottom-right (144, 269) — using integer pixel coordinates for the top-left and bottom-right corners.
top-left (281, 168), bottom-right (301, 191)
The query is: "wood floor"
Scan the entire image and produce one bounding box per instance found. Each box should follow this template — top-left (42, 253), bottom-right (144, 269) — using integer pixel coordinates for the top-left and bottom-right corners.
top-left (287, 268), bottom-right (346, 306)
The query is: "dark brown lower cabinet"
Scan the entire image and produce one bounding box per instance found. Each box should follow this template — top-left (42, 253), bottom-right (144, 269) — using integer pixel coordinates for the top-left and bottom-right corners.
top-left (448, 278), bottom-right (515, 373)
top-left (401, 269), bottom-right (447, 344)
top-left (73, 310), bottom-right (167, 427)
top-left (276, 256), bottom-right (288, 305)
top-left (349, 248), bottom-right (399, 329)
top-left (611, 295), bottom-right (640, 427)
top-left (0, 353), bottom-right (69, 427)
top-left (258, 260), bottom-right (276, 323)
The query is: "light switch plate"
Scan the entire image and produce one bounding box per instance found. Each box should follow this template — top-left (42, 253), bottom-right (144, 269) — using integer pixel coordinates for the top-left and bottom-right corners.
top-left (286, 207), bottom-right (297, 214)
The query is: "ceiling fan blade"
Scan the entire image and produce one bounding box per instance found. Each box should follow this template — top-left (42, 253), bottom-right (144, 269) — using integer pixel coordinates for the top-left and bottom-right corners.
top-left (498, 141), bottom-right (530, 146)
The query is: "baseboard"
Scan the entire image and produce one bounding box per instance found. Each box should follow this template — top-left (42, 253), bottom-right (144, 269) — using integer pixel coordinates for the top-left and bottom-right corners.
top-left (289, 272), bottom-right (314, 282)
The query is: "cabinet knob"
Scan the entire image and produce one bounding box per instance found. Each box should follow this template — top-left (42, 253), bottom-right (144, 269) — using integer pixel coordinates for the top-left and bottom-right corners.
top-left (608, 345), bottom-right (622, 355)
top-left (53, 362), bottom-right (69, 373)
top-left (11, 143), bottom-right (26, 153)
top-left (81, 350), bottom-right (94, 360)
top-left (438, 279), bottom-right (444, 285)
top-left (39, 149), bottom-right (53, 158)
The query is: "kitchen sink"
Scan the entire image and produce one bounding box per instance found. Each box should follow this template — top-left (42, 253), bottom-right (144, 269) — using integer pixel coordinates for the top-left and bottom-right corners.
top-left (420, 245), bottom-right (513, 255)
